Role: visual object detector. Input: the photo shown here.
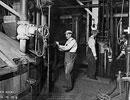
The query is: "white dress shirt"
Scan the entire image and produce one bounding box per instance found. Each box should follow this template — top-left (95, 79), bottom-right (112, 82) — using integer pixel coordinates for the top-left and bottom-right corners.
top-left (59, 37), bottom-right (77, 52)
top-left (88, 35), bottom-right (97, 57)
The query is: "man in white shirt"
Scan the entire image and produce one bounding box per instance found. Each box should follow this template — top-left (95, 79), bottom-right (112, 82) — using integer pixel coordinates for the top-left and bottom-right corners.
top-left (87, 29), bottom-right (98, 80)
top-left (117, 39), bottom-right (127, 59)
top-left (56, 30), bottom-right (77, 92)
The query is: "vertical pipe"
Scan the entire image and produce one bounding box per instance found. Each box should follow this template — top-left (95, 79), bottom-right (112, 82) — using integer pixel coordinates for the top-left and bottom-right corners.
top-left (86, 3), bottom-right (90, 55)
top-left (41, 14), bottom-right (47, 26)
top-left (115, 9), bottom-right (118, 56)
top-left (125, 1), bottom-right (130, 100)
top-left (104, 50), bottom-right (107, 76)
top-left (92, 0), bottom-right (99, 29)
top-left (101, 0), bottom-right (105, 36)
top-left (86, 5), bottom-right (90, 55)
top-left (75, 17), bottom-right (79, 42)
top-left (48, 6), bottom-right (51, 28)
top-left (20, 0), bottom-right (27, 20)
top-left (36, 0), bottom-right (40, 25)
top-left (47, 5), bottom-right (51, 93)
top-left (72, 17), bottom-right (75, 34)
top-left (20, 40), bottom-right (26, 53)
top-left (110, 0), bottom-right (113, 47)
top-left (86, 12), bottom-right (89, 42)
top-left (33, 12), bottom-right (36, 24)
top-left (105, 0), bottom-right (109, 37)
top-left (19, 0), bottom-right (27, 53)
top-left (126, 0), bottom-right (130, 85)
top-left (109, 0), bottom-right (113, 77)
top-left (36, 13), bottom-right (40, 25)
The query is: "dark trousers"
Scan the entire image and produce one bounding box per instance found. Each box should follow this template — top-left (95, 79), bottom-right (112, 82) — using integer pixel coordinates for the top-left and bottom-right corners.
top-left (64, 52), bottom-right (76, 88)
top-left (86, 47), bottom-right (96, 78)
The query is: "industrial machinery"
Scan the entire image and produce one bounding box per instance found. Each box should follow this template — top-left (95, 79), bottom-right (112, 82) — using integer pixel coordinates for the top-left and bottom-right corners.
top-left (17, 21), bottom-right (49, 55)
top-left (0, 0), bottom-right (53, 99)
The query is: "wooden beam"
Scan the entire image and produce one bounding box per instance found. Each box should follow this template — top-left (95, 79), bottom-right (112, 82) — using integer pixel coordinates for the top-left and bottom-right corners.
top-left (0, 1), bottom-right (21, 18)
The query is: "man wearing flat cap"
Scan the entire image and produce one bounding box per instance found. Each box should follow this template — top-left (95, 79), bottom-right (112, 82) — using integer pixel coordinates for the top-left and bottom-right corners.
top-left (56, 30), bottom-right (77, 92)
top-left (86, 29), bottom-right (98, 80)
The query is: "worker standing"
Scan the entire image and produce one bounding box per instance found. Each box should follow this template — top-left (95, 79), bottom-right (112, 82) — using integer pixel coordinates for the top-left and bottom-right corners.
top-left (86, 30), bottom-right (98, 80)
top-left (55, 30), bottom-right (77, 92)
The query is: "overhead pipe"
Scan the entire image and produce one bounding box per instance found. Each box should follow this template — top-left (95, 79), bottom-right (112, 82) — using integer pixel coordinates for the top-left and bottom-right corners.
top-left (104, 13), bottom-right (128, 17)
top-left (76, 0), bottom-right (98, 30)
top-left (76, 0), bottom-right (93, 16)
top-left (0, 1), bottom-right (21, 18)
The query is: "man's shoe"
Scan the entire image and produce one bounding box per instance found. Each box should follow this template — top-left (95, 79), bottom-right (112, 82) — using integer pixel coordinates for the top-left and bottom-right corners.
top-left (65, 87), bottom-right (73, 92)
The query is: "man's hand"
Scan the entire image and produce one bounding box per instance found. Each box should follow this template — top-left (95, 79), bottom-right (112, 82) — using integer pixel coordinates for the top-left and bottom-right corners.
top-left (116, 56), bottom-right (120, 60)
top-left (55, 41), bottom-right (59, 46)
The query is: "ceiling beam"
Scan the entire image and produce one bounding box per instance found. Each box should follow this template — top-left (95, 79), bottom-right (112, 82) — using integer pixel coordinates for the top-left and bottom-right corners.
top-left (58, 3), bottom-right (129, 9)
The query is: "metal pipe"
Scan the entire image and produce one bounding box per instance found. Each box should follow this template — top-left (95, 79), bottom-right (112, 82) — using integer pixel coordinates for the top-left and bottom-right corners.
top-left (75, 17), bottom-right (78, 41)
top-left (41, 14), bottom-right (47, 26)
top-left (104, 50), bottom-right (107, 76)
top-left (48, 6), bottom-right (51, 29)
top-left (36, 0), bottom-right (40, 25)
top-left (76, 0), bottom-right (93, 16)
top-left (91, 0), bottom-right (99, 29)
top-left (36, 13), bottom-right (40, 25)
top-left (86, 6), bottom-right (90, 55)
top-left (20, 0), bottom-right (27, 20)
top-left (47, 5), bottom-right (51, 93)
top-left (0, 1), bottom-right (21, 18)
top-left (125, 0), bottom-right (130, 100)
top-left (104, 13), bottom-right (128, 17)
top-left (110, 0), bottom-right (113, 58)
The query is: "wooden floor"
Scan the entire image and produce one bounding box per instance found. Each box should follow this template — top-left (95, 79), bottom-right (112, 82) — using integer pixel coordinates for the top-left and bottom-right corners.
top-left (37, 66), bottom-right (126, 100)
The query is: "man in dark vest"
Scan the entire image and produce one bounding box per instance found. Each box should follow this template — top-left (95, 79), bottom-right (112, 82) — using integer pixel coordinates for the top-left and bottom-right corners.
top-left (56, 30), bottom-right (77, 92)
top-left (87, 30), bottom-right (98, 80)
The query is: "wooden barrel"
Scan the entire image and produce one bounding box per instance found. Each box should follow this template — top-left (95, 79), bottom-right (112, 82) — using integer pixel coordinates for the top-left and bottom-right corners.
top-left (0, 32), bottom-right (43, 100)
top-left (0, 68), bottom-right (29, 100)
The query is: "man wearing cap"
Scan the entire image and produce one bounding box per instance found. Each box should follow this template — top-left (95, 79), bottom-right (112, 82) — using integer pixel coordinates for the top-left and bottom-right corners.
top-left (55, 30), bottom-right (77, 92)
top-left (86, 29), bottom-right (98, 80)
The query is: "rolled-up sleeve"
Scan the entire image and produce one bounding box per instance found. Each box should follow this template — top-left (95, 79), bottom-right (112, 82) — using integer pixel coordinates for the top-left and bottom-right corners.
top-left (59, 40), bottom-right (75, 51)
